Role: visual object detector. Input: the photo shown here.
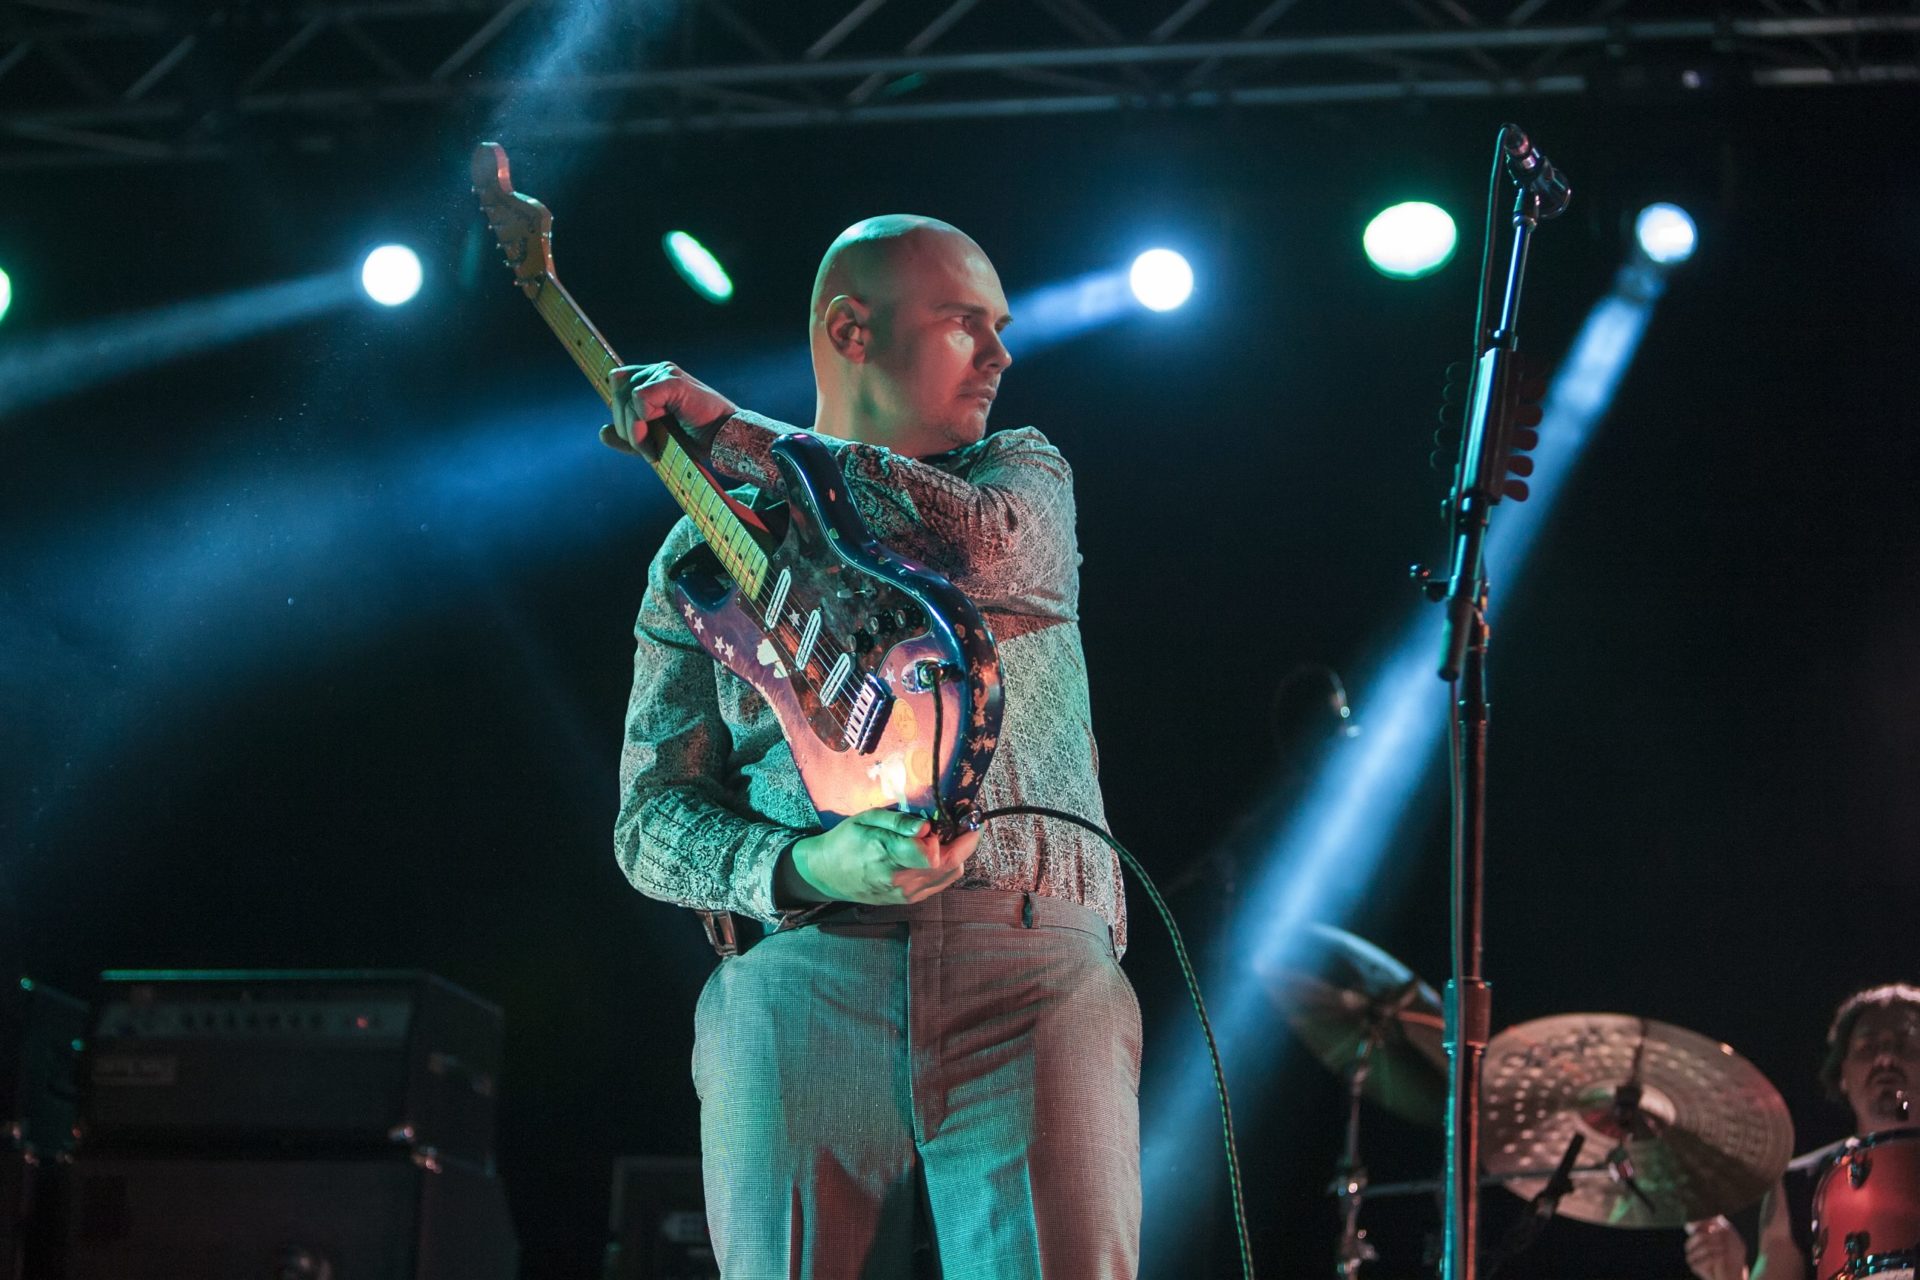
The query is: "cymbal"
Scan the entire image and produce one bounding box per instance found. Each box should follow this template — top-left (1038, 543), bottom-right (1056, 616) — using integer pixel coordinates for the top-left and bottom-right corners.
top-left (1258, 923), bottom-right (1448, 1126)
top-left (1482, 1013), bottom-right (1794, 1228)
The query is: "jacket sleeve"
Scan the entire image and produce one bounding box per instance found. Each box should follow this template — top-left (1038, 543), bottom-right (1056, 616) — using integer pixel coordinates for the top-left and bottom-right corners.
top-left (704, 411), bottom-right (1079, 622)
top-left (612, 525), bottom-right (807, 926)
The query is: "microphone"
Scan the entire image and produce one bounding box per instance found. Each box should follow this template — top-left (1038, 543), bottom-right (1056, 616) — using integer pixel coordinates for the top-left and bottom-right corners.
top-left (1270, 663), bottom-right (1361, 742)
top-left (1326, 669), bottom-right (1361, 739)
top-left (1501, 124), bottom-right (1572, 219)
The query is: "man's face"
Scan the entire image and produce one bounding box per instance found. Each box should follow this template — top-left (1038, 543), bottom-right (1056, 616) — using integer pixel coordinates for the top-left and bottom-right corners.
top-left (864, 236), bottom-right (1013, 454)
top-left (1838, 1005), bottom-right (1920, 1132)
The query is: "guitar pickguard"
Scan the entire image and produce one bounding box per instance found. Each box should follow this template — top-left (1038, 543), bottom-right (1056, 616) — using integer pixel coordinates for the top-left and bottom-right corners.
top-left (667, 433), bottom-right (1001, 834)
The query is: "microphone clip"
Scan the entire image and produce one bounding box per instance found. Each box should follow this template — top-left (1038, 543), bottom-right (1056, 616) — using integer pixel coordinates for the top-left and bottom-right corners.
top-left (1500, 125), bottom-right (1572, 221)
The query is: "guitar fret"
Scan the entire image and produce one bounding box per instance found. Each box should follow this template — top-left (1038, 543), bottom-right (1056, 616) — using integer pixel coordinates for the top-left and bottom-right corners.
top-left (527, 277), bottom-right (766, 595)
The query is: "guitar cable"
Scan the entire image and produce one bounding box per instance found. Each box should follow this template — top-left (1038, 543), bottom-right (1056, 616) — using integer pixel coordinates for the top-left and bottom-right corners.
top-left (976, 803), bottom-right (1257, 1280)
top-left (926, 670), bottom-right (1257, 1280)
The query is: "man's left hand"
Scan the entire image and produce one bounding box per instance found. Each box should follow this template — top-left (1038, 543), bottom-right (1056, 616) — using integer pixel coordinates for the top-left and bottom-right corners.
top-left (602, 362), bottom-right (739, 456)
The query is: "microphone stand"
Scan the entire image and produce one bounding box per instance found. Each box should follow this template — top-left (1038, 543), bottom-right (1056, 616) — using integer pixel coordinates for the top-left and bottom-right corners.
top-left (1425, 124), bottom-right (1568, 1280)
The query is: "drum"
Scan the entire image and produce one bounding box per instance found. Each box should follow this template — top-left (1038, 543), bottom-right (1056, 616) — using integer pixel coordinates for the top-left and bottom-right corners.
top-left (1813, 1129), bottom-right (1920, 1280)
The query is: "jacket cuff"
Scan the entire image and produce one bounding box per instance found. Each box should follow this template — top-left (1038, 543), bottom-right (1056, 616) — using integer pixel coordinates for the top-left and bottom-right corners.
top-left (707, 409), bottom-right (810, 489)
top-left (732, 823), bottom-right (812, 927)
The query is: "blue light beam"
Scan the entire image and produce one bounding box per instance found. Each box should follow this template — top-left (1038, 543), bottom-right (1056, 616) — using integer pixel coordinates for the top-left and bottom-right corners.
top-left (1138, 255), bottom-right (1673, 1267)
top-left (0, 273), bottom-right (357, 425)
top-left (1007, 253), bottom-right (1195, 353)
top-left (488, 1), bottom-right (681, 141)
top-left (2, 391), bottom-right (670, 848)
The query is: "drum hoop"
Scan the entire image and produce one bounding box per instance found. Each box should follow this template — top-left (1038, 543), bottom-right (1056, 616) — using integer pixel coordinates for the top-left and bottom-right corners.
top-left (1851, 1130), bottom-right (1920, 1155)
top-left (1834, 1250), bottom-right (1917, 1278)
top-left (1818, 1129), bottom-right (1920, 1182)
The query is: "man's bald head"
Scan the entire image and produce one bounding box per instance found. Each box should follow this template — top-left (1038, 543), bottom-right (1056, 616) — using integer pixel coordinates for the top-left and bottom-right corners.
top-left (807, 215), bottom-right (1013, 457)
top-left (809, 215), bottom-right (985, 331)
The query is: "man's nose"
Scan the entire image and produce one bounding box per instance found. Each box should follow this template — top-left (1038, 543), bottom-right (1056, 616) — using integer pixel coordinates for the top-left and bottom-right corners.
top-left (979, 330), bottom-right (1012, 372)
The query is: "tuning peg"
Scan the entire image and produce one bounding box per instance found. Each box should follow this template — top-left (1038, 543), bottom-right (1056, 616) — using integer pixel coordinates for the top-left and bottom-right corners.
top-left (1502, 479), bottom-right (1531, 501)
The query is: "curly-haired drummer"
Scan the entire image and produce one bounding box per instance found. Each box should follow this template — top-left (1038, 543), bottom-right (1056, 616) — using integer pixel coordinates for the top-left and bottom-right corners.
top-left (1687, 984), bottom-right (1920, 1280)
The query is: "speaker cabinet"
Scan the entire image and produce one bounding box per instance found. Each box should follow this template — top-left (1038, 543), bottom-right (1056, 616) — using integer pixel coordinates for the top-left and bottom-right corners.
top-left (61, 1155), bottom-right (516, 1280)
top-left (605, 1157), bottom-right (717, 1280)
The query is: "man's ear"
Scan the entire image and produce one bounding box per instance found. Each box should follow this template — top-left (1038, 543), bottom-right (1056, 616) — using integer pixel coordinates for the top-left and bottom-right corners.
top-left (823, 295), bottom-right (870, 362)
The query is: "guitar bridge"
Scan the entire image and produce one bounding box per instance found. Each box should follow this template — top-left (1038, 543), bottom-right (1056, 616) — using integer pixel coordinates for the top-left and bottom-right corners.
top-left (841, 674), bottom-right (894, 754)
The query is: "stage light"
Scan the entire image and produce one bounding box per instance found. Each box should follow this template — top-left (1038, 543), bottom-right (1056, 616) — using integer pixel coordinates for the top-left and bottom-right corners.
top-left (0, 266), bottom-right (11, 323)
top-left (1364, 201), bottom-right (1458, 279)
top-left (1129, 249), bottom-right (1193, 312)
top-left (359, 245), bottom-right (423, 307)
top-left (1635, 203), bottom-right (1697, 266)
top-left (663, 231), bottom-right (734, 304)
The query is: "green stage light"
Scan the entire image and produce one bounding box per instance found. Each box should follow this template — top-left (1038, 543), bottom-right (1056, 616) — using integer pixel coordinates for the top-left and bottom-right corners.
top-left (1363, 201), bottom-right (1458, 280)
top-left (663, 231), bottom-right (733, 304)
top-left (0, 266), bottom-right (12, 323)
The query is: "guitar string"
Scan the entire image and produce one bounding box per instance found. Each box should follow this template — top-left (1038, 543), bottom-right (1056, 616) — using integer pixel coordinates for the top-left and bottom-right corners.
top-left (530, 293), bottom-right (869, 726)
top-left (526, 273), bottom-right (966, 796)
top-left (646, 385), bottom-right (902, 724)
top-left (689, 466), bottom-right (891, 732)
top-left (543, 289), bottom-right (927, 733)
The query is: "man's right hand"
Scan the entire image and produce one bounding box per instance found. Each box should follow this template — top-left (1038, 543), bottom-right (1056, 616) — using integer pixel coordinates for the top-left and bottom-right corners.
top-left (779, 808), bottom-right (980, 906)
top-left (1684, 1216), bottom-right (1748, 1280)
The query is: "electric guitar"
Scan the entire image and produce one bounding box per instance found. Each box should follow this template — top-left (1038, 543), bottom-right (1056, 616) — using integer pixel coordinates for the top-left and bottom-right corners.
top-left (472, 142), bottom-right (1002, 838)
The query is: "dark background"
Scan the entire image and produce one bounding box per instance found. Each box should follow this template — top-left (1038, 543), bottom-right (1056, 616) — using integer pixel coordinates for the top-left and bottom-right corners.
top-left (4, 59), bottom-right (1917, 1280)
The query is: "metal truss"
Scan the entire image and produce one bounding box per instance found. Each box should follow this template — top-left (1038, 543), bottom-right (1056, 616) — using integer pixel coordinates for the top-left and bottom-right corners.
top-left (3, 0), bottom-right (1916, 169)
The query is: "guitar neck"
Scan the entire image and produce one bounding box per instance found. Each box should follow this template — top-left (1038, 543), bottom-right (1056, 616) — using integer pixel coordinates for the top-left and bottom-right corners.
top-left (529, 276), bottom-right (769, 596)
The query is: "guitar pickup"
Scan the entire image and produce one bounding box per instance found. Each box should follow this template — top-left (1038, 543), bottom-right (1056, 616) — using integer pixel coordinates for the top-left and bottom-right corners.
top-left (841, 675), bottom-right (894, 754)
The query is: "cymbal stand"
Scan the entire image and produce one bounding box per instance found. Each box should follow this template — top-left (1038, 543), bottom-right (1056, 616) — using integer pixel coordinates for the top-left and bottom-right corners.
top-left (1331, 1033), bottom-right (1382, 1278)
top-left (1484, 1132), bottom-right (1585, 1278)
top-left (1600, 1077), bottom-right (1661, 1216)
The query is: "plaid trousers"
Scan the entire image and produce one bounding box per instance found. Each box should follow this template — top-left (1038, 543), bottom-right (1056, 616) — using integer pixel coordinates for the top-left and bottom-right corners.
top-left (692, 888), bottom-right (1142, 1279)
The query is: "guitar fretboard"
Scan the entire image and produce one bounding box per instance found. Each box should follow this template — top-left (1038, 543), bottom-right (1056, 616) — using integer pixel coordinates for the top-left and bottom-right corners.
top-left (530, 276), bottom-right (769, 596)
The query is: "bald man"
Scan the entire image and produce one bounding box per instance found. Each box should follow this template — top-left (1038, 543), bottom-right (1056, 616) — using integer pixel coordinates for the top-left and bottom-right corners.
top-left (607, 217), bottom-right (1140, 1278)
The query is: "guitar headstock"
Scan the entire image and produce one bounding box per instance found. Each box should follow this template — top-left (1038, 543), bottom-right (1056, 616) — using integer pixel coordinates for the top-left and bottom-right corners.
top-left (471, 141), bottom-right (554, 297)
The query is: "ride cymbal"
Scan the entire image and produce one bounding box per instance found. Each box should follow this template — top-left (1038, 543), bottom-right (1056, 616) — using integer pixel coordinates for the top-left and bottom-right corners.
top-left (1481, 1013), bottom-right (1793, 1228)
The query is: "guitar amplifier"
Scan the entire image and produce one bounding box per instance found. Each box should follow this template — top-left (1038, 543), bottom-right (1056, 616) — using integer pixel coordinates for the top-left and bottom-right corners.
top-left (81, 971), bottom-right (502, 1167)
